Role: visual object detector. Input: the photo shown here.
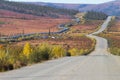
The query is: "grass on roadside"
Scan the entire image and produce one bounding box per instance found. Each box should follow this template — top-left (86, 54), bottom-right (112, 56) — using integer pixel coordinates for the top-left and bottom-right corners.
top-left (97, 16), bottom-right (120, 55)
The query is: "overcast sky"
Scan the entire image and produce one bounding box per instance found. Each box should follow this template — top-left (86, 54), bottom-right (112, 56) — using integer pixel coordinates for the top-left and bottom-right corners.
top-left (9, 0), bottom-right (115, 4)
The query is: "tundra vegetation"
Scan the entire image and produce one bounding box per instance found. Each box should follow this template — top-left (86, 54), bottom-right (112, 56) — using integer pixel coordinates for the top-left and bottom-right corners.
top-left (0, 37), bottom-right (95, 72)
top-left (98, 16), bottom-right (120, 55)
top-left (0, 3), bottom-right (107, 72)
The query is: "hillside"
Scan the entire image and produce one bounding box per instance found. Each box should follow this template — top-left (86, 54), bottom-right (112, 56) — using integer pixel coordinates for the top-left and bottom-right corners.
top-left (79, 0), bottom-right (120, 16)
top-left (0, 0), bottom-right (78, 18)
top-left (27, 2), bottom-right (92, 10)
top-left (84, 11), bottom-right (108, 20)
top-left (0, 9), bottom-right (42, 19)
top-left (29, 0), bottom-right (120, 16)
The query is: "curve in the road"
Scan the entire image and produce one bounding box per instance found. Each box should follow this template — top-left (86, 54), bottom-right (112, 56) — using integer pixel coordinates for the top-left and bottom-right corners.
top-left (87, 16), bottom-right (112, 56)
top-left (1, 16), bottom-right (120, 80)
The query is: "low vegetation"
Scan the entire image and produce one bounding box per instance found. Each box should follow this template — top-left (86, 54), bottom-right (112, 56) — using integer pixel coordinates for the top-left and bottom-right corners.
top-left (0, 21), bottom-right (5, 24)
top-left (0, 11), bottom-right (105, 72)
top-left (68, 20), bottom-right (103, 34)
top-left (0, 36), bottom-right (95, 72)
top-left (98, 16), bottom-right (120, 55)
top-left (0, 8), bottom-right (108, 72)
top-left (0, 18), bottom-right (71, 35)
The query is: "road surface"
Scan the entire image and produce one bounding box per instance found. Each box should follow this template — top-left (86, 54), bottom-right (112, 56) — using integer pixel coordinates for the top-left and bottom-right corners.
top-left (1, 16), bottom-right (120, 80)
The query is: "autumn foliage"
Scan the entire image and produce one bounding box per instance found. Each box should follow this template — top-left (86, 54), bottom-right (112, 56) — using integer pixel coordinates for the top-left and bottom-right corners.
top-left (51, 45), bottom-right (66, 58)
top-left (23, 42), bottom-right (32, 58)
top-left (0, 35), bottom-right (96, 72)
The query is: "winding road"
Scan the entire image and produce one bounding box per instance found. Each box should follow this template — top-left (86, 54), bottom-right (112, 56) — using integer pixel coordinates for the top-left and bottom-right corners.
top-left (1, 16), bottom-right (120, 80)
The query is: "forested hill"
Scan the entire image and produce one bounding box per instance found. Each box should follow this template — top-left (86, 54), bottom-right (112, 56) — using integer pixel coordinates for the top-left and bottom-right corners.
top-left (84, 11), bottom-right (108, 20)
top-left (29, 0), bottom-right (120, 16)
top-left (0, 0), bottom-right (79, 18)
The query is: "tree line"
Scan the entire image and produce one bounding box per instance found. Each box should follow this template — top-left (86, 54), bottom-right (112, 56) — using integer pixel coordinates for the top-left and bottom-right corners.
top-left (0, 0), bottom-right (79, 18)
top-left (84, 11), bottom-right (108, 20)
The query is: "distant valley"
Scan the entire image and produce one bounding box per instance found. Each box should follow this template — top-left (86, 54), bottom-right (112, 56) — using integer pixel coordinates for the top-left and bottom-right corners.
top-left (28, 0), bottom-right (120, 16)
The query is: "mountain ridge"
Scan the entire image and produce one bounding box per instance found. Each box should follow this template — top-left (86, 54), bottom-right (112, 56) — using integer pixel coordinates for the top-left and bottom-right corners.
top-left (28, 0), bottom-right (120, 16)
top-left (0, 0), bottom-right (78, 18)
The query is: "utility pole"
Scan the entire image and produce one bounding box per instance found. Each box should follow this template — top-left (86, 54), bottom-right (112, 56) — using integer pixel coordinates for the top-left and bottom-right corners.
top-left (21, 28), bottom-right (24, 39)
top-left (48, 28), bottom-right (51, 36)
top-left (22, 28), bottom-right (24, 35)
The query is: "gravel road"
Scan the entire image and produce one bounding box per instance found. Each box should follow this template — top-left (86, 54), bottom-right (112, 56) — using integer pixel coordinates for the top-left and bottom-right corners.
top-left (1, 16), bottom-right (120, 80)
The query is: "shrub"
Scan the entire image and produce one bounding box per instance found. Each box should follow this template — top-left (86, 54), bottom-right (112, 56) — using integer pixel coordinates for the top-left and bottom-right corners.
top-left (0, 50), bottom-right (14, 71)
top-left (6, 46), bottom-right (26, 68)
top-left (110, 47), bottom-right (120, 55)
top-left (29, 47), bottom-right (42, 63)
top-left (79, 49), bottom-right (84, 55)
top-left (66, 52), bottom-right (71, 56)
top-left (38, 43), bottom-right (51, 60)
top-left (23, 42), bottom-right (32, 58)
top-left (0, 50), bottom-right (7, 71)
top-left (68, 48), bottom-right (79, 56)
top-left (51, 45), bottom-right (66, 58)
